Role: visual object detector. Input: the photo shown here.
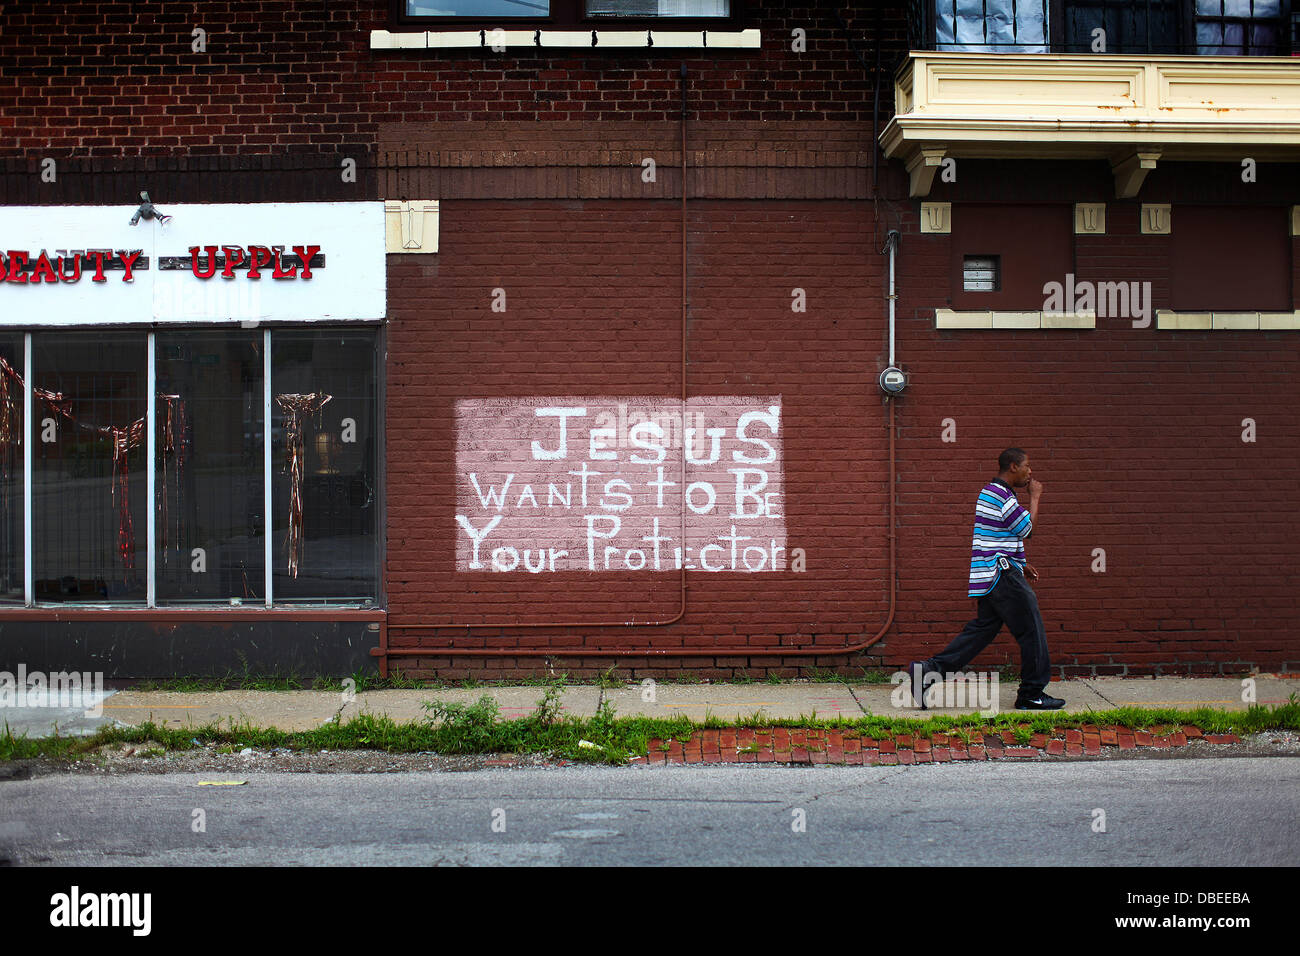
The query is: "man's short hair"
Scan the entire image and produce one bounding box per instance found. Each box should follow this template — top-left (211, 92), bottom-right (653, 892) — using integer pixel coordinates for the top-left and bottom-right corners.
top-left (998, 447), bottom-right (1028, 472)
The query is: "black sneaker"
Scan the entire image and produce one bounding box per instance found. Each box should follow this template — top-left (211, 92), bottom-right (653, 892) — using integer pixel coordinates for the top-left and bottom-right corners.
top-left (1015, 692), bottom-right (1066, 710)
top-left (908, 661), bottom-right (928, 710)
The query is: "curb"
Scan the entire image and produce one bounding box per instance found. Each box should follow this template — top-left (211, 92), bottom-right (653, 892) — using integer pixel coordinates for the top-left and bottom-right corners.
top-left (632, 724), bottom-right (1242, 766)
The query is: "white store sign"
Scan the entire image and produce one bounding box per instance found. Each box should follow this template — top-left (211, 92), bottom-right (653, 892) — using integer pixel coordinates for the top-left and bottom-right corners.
top-left (0, 202), bottom-right (385, 324)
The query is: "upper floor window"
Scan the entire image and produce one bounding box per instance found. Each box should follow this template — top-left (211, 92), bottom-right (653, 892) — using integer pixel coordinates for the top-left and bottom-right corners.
top-left (917, 0), bottom-right (1293, 55)
top-left (1193, 0), bottom-right (1288, 54)
top-left (587, 0), bottom-right (729, 15)
top-left (407, 0), bottom-right (550, 16)
top-left (933, 0), bottom-right (1049, 52)
top-left (402, 0), bottom-right (732, 21)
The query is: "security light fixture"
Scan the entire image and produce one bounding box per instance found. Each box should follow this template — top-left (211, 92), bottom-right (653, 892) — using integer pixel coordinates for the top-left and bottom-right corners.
top-left (129, 191), bottom-right (171, 227)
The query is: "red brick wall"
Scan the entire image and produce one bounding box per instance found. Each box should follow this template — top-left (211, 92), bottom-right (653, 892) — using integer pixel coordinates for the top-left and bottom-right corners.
top-left (386, 200), bottom-right (892, 679)
top-left (0, 1), bottom-right (904, 156)
top-left (387, 193), bottom-right (1300, 678)
top-left (896, 190), bottom-right (1300, 679)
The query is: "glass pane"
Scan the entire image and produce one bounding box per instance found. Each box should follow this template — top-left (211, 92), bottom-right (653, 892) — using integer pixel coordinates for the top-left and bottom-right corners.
top-left (155, 332), bottom-right (265, 605)
top-left (1197, 20), bottom-right (1226, 47)
top-left (587, 0), bottom-right (729, 15)
top-left (938, 0), bottom-right (1049, 52)
top-left (407, 0), bottom-right (549, 15)
top-left (1248, 21), bottom-right (1279, 49)
top-left (1065, 0), bottom-right (1181, 54)
top-left (33, 333), bottom-right (147, 603)
top-left (0, 335), bottom-right (23, 603)
top-left (271, 329), bottom-right (378, 604)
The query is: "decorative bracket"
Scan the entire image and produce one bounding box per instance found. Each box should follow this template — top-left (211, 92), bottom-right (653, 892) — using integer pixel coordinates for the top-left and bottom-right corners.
top-left (1074, 203), bottom-right (1106, 235)
top-left (1111, 150), bottom-right (1161, 199)
top-left (920, 202), bottom-right (951, 234)
top-left (1141, 204), bottom-right (1172, 235)
top-left (905, 147), bottom-right (949, 198)
top-left (384, 200), bottom-right (440, 254)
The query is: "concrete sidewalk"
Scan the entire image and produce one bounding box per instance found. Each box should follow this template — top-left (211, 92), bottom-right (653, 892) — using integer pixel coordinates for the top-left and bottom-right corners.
top-left (3, 674), bottom-right (1297, 738)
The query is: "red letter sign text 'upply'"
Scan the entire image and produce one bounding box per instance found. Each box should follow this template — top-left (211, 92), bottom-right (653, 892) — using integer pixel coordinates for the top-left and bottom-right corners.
top-left (189, 245), bottom-right (321, 280)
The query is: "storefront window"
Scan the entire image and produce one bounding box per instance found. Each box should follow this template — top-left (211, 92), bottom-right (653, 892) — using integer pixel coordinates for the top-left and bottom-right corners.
top-left (271, 329), bottom-right (379, 604)
top-left (33, 333), bottom-right (149, 603)
top-left (4, 327), bottom-right (379, 607)
top-left (155, 331), bottom-right (266, 605)
top-left (0, 334), bottom-right (23, 604)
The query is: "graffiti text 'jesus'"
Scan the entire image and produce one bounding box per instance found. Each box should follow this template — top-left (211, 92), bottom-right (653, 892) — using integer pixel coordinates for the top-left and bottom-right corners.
top-left (455, 397), bottom-right (786, 573)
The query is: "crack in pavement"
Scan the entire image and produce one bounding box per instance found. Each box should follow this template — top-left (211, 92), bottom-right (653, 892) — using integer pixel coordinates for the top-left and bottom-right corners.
top-left (843, 681), bottom-right (872, 716)
top-left (781, 767), bottom-right (916, 810)
top-left (1081, 678), bottom-right (1118, 708)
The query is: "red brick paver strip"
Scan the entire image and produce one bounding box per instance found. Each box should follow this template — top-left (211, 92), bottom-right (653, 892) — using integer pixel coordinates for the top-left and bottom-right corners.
top-left (640, 723), bottom-right (1241, 765)
top-left (1004, 747), bottom-right (1040, 758)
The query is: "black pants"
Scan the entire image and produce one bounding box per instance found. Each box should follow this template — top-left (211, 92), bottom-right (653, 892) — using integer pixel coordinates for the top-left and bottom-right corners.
top-left (924, 565), bottom-right (1051, 698)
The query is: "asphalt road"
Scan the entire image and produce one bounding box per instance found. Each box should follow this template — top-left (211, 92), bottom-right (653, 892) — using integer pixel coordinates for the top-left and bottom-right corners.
top-left (2, 757), bottom-right (1296, 866)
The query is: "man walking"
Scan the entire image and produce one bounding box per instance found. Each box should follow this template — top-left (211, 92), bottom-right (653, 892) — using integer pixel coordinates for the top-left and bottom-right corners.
top-left (910, 447), bottom-right (1065, 710)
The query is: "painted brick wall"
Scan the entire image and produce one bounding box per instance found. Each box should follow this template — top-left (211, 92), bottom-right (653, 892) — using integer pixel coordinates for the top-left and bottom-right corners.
top-left (386, 199), bottom-right (892, 679)
top-left (894, 176), bottom-right (1300, 680)
top-left (387, 189), bottom-right (1300, 679)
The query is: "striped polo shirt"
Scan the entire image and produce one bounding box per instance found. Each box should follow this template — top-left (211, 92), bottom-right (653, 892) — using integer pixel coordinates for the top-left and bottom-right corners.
top-left (968, 478), bottom-right (1032, 597)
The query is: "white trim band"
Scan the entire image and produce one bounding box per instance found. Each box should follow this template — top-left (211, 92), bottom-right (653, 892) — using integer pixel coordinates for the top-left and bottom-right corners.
top-left (371, 28), bottom-right (761, 49)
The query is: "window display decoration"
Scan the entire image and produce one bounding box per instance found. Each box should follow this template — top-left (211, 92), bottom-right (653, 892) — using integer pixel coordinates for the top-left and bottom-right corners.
top-left (158, 394), bottom-right (187, 566)
top-left (275, 392), bottom-right (332, 578)
top-left (0, 357), bottom-right (187, 578)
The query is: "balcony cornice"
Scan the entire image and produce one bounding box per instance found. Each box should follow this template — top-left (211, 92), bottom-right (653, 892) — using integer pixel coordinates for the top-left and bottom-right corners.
top-left (881, 52), bottom-right (1300, 197)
